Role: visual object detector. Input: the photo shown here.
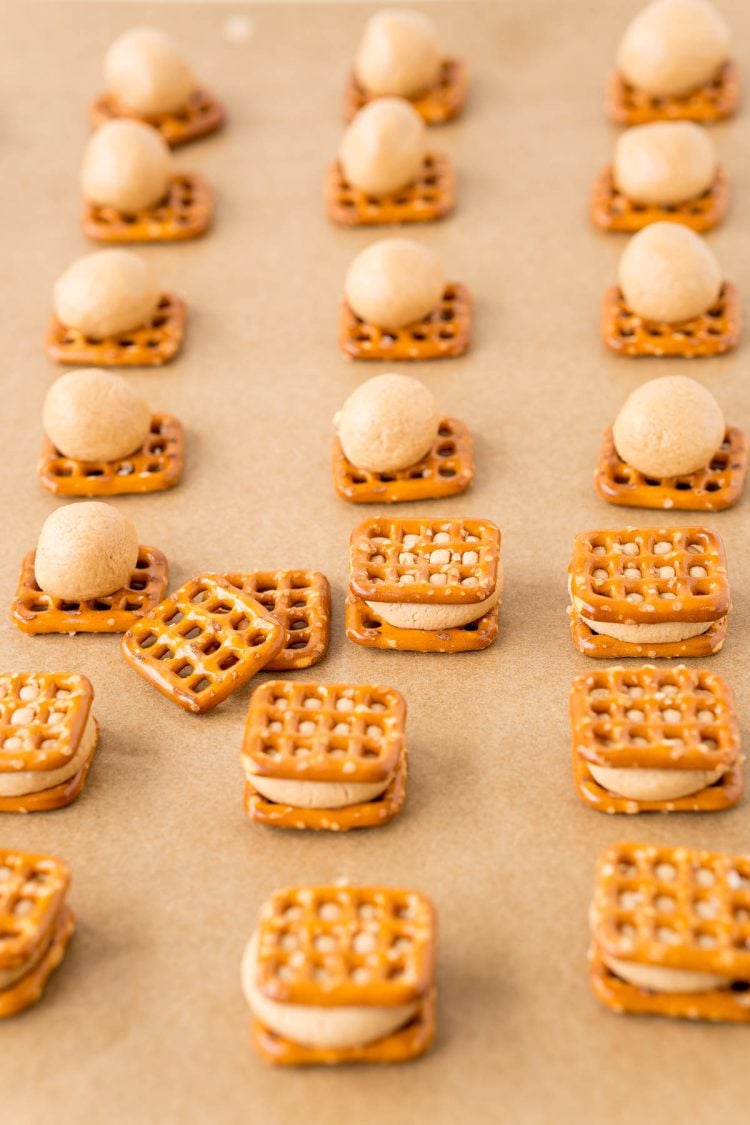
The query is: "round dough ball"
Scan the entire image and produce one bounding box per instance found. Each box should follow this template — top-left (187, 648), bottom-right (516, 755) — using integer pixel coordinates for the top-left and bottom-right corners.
top-left (345, 238), bottom-right (445, 329)
top-left (354, 9), bottom-right (441, 98)
top-left (339, 97), bottom-right (426, 196)
top-left (53, 250), bottom-right (161, 339)
top-left (617, 0), bottom-right (731, 98)
top-left (34, 502), bottom-right (139, 601)
top-left (613, 375), bottom-right (725, 477)
top-left (104, 26), bottom-right (195, 116)
top-left (44, 369), bottom-right (151, 462)
top-left (334, 372), bottom-right (440, 473)
top-left (617, 222), bottom-right (721, 322)
top-left (81, 119), bottom-right (172, 212)
top-left (613, 121), bottom-right (717, 205)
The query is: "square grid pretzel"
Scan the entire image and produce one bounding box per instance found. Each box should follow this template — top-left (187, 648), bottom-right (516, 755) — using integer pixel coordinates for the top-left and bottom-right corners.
top-left (121, 574), bottom-right (286, 713)
top-left (590, 841), bottom-right (750, 1021)
top-left (326, 153), bottom-right (455, 226)
top-left (45, 293), bottom-right (186, 368)
top-left (0, 905), bottom-right (75, 1019)
top-left (595, 426), bottom-right (748, 513)
top-left (343, 57), bottom-right (469, 124)
top-left (570, 665), bottom-right (743, 813)
top-left (346, 594), bottom-right (499, 654)
top-left (89, 88), bottom-right (226, 147)
top-left (601, 283), bottom-right (741, 358)
top-left (338, 285), bottom-right (471, 361)
top-left (82, 174), bottom-right (213, 244)
top-left (333, 418), bottom-right (474, 504)
top-left (0, 849), bottom-right (70, 975)
top-left (590, 165), bottom-right (729, 233)
top-left (11, 546), bottom-right (168, 635)
top-left (607, 61), bottom-right (741, 125)
top-left (224, 571), bottom-right (330, 672)
top-left (39, 413), bottom-right (185, 497)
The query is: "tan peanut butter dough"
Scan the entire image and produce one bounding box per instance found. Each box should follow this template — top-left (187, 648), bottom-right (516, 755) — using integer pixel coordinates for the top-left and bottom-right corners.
top-left (613, 375), bottom-right (725, 478)
top-left (340, 97), bottom-right (426, 196)
top-left (602, 955), bottom-right (729, 994)
top-left (34, 502), bottom-right (139, 601)
top-left (370, 571), bottom-right (503, 631)
top-left (335, 373), bottom-right (440, 474)
top-left (53, 250), bottom-right (161, 340)
top-left (617, 0), bottom-right (731, 98)
top-left (81, 119), bottom-right (172, 213)
top-left (244, 772), bottom-right (392, 810)
top-left (241, 934), bottom-right (418, 1050)
top-left (345, 238), bottom-right (445, 329)
top-left (354, 9), bottom-right (441, 99)
top-left (588, 763), bottom-right (725, 802)
top-left (617, 222), bottom-right (722, 323)
top-left (613, 122), bottom-right (717, 205)
top-left (44, 369), bottom-right (152, 463)
top-left (577, 614), bottom-right (711, 645)
top-left (0, 715), bottom-right (97, 799)
top-left (104, 26), bottom-right (195, 116)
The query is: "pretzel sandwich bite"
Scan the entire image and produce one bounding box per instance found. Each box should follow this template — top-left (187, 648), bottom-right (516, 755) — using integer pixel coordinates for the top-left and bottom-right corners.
top-left (243, 883), bottom-right (436, 1063)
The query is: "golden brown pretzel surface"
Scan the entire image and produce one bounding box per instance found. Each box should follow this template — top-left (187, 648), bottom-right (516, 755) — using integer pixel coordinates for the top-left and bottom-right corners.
top-left (0, 673), bottom-right (93, 774)
top-left (590, 165), bottom-right (729, 233)
top-left (0, 906), bottom-right (75, 1019)
top-left (326, 154), bottom-right (454, 226)
top-left (607, 61), bottom-right (740, 125)
top-left (0, 849), bottom-right (70, 973)
top-left (570, 612), bottom-right (727, 660)
top-left (89, 87), bottom-right (226, 147)
top-left (343, 56), bottom-right (468, 123)
top-left (346, 595), bottom-right (499, 653)
top-left (46, 293), bottom-right (186, 368)
top-left (224, 571), bottom-right (330, 671)
top-left (339, 285), bottom-right (471, 361)
top-left (602, 283), bottom-right (740, 358)
top-left (83, 174), bottom-right (213, 243)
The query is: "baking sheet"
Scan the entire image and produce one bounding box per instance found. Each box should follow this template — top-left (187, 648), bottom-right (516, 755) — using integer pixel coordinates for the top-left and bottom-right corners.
top-left (1, 2), bottom-right (749, 1122)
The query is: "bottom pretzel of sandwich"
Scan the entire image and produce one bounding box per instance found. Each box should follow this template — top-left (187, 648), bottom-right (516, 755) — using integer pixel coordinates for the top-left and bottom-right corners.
top-left (45, 293), bottom-right (186, 368)
top-left (224, 571), bottom-right (330, 672)
top-left (343, 56), bottom-right (468, 124)
top-left (602, 282), bottom-right (740, 358)
top-left (333, 418), bottom-right (473, 504)
top-left (11, 547), bottom-right (168, 635)
top-left (590, 165), bottom-right (729, 233)
top-left (251, 986), bottom-right (435, 1065)
top-left (0, 906), bottom-right (75, 1019)
top-left (0, 747), bottom-right (97, 814)
top-left (607, 60), bottom-right (740, 125)
top-left (570, 612), bottom-right (727, 660)
top-left (121, 574), bottom-right (286, 713)
top-left (89, 87), bottom-right (226, 147)
top-left (82, 174), bottom-right (213, 243)
top-left (339, 285), bottom-right (471, 361)
top-left (595, 426), bottom-right (748, 513)
top-left (326, 153), bottom-right (454, 226)
top-left (39, 413), bottom-right (184, 497)
top-left (346, 595), bottom-right (498, 653)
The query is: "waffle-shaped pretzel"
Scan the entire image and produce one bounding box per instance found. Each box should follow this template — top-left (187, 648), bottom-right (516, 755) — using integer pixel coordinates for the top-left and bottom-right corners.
top-left (121, 574), bottom-right (286, 713)
top-left (0, 849), bottom-right (70, 974)
top-left (570, 612), bottom-right (727, 660)
top-left (45, 293), bottom-right (186, 368)
top-left (333, 419), bottom-right (473, 505)
top-left (607, 61), bottom-right (740, 125)
top-left (0, 905), bottom-right (75, 1019)
top-left (570, 665), bottom-right (742, 813)
top-left (602, 283), bottom-right (740, 358)
top-left (590, 841), bottom-right (750, 1021)
top-left (11, 547), bottom-right (168, 636)
top-left (346, 594), bottom-right (499, 653)
top-left (591, 165), bottom-right (729, 233)
top-left (89, 88), bottom-right (226, 147)
top-left (82, 174), bottom-right (213, 244)
top-left (339, 285), bottom-right (471, 361)
top-left (326, 154), bottom-right (454, 226)
top-left (344, 57), bottom-right (468, 124)
top-left (595, 426), bottom-right (748, 513)
top-left (224, 571), bottom-right (330, 672)
top-left (39, 413), bottom-right (184, 497)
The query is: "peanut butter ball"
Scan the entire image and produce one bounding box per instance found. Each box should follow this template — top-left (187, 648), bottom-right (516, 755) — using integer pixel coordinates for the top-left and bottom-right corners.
top-left (614, 121), bottom-right (717, 205)
top-left (53, 250), bottom-right (161, 339)
top-left (617, 0), bottom-right (731, 98)
top-left (613, 375), bottom-right (725, 477)
top-left (345, 238), bottom-right (445, 329)
top-left (617, 222), bottom-right (721, 323)
top-left (35, 502), bottom-right (139, 601)
top-left (104, 26), bottom-right (195, 116)
top-left (354, 9), bottom-right (441, 99)
top-left (339, 98), bottom-right (426, 196)
top-left (334, 372), bottom-right (440, 473)
top-left (81, 119), bottom-right (172, 212)
top-left (44, 369), bottom-right (151, 462)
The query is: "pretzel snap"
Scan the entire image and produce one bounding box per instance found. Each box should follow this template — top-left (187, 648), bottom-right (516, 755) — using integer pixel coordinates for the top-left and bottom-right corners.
top-left (344, 56), bottom-right (468, 123)
top-left (591, 164), bottom-right (729, 233)
top-left (45, 293), bottom-right (186, 368)
top-left (602, 283), bottom-right (740, 358)
top-left (90, 88), bottom-right (226, 147)
top-left (0, 906), bottom-right (75, 1019)
top-left (327, 153), bottom-right (454, 226)
top-left (607, 61), bottom-right (740, 125)
top-left (224, 571), bottom-right (330, 672)
top-left (0, 849), bottom-right (70, 975)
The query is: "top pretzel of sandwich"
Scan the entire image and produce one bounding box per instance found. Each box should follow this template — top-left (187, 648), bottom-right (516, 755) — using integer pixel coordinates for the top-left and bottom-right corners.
top-left (569, 528), bottom-right (729, 625)
top-left (570, 665), bottom-right (739, 772)
top-left (0, 848), bottom-right (70, 973)
top-left (255, 884), bottom-right (435, 1008)
top-left (243, 681), bottom-right (405, 785)
top-left (592, 841), bottom-right (750, 978)
top-left (349, 517), bottom-right (500, 605)
top-left (0, 673), bottom-right (94, 776)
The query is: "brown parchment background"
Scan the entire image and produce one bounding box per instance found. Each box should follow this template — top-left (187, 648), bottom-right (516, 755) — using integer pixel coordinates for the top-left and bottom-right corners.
top-left (1, 2), bottom-right (749, 1122)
